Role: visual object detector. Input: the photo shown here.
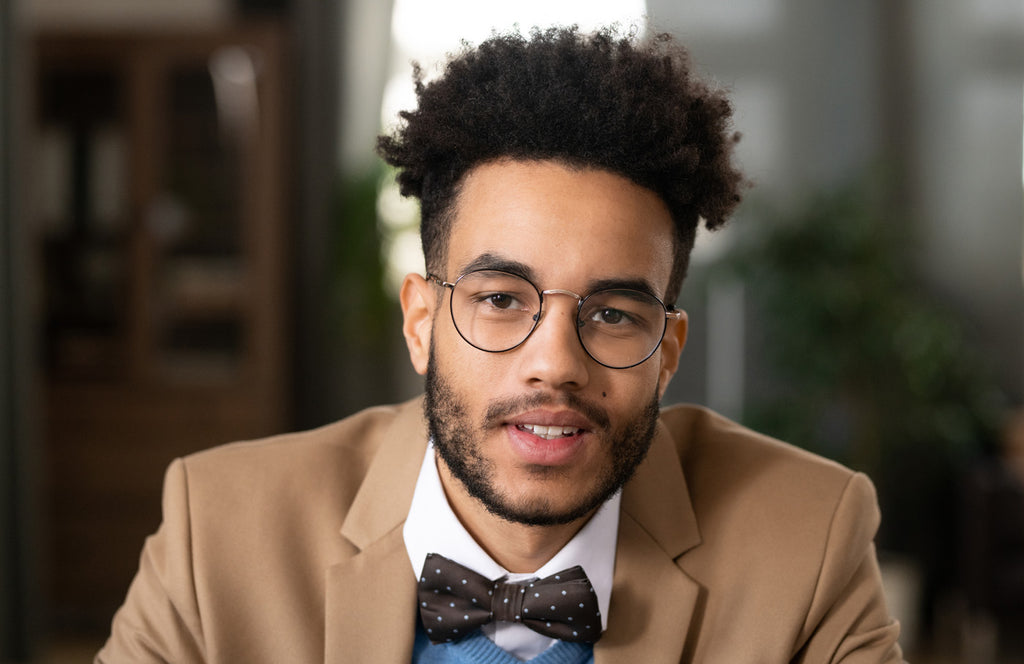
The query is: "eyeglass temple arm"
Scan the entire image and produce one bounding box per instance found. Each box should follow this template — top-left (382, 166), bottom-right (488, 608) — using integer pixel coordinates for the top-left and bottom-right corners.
top-left (426, 274), bottom-right (455, 288)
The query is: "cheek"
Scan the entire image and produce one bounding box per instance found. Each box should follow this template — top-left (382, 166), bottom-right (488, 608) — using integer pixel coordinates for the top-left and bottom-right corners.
top-left (614, 361), bottom-right (662, 395)
top-left (431, 323), bottom-right (496, 396)
top-left (432, 306), bottom-right (467, 360)
top-left (598, 368), bottom-right (662, 415)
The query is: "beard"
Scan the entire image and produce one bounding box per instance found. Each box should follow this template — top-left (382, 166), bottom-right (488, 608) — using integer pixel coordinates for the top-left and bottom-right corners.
top-left (424, 346), bottom-right (661, 527)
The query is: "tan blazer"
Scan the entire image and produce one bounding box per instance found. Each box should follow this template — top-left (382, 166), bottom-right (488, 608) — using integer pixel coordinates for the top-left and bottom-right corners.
top-left (97, 398), bottom-right (903, 663)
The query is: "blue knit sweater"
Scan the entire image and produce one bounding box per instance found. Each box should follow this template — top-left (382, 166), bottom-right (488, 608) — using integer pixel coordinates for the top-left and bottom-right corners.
top-left (412, 626), bottom-right (594, 663)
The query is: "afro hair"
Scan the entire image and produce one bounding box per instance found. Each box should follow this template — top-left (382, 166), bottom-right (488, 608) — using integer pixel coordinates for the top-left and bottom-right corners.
top-left (377, 25), bottom-right (744, 301)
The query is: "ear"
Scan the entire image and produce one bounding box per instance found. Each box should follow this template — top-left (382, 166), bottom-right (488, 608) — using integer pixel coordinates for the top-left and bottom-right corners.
top-left (656, 310), bottom-right (688, 399)
top-left (400, 273), bottom-right (436, 375)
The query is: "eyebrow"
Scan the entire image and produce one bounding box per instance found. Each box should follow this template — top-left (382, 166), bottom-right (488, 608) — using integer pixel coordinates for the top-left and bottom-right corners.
top-left (586, 277), bottom-right (662, 300)
top-left (459, 253), bottom-right (537, 282)
top-left (458, 252), bottom-right (664, 300)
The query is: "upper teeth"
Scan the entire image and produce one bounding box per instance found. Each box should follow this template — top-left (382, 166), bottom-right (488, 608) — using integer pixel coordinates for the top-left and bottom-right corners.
top-left (519, 424), bottom-right (580, 440)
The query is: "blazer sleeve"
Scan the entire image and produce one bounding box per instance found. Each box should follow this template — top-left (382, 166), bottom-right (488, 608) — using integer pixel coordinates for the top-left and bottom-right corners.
top-left (95, 458), bottom-right (207, 664)
top-left (793, 472), bottom-right (904, 663)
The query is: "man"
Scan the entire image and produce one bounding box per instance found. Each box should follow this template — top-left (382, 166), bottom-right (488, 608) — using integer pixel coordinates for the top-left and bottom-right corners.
top-left (98, 26), bottom-right (903, 662)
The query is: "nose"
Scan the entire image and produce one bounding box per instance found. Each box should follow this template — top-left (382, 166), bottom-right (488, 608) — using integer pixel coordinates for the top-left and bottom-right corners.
top-left (515, 292), bottom-right (591, 391)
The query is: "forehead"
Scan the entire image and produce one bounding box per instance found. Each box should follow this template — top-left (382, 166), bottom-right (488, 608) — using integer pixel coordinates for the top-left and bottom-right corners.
top-left (446, 160), bottom-right (676, 296)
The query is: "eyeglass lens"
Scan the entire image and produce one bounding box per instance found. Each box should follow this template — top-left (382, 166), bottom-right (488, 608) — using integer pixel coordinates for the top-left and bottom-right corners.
top-left (448, 270), bottom-right (668, 368)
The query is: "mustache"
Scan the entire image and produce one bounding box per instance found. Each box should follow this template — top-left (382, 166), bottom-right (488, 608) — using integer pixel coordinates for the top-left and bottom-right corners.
top-left (482, 392), bottom-right (611, 431)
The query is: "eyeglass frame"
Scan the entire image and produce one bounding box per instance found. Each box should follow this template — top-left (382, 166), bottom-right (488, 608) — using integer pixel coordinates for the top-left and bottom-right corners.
top-left (427, 269), bottom-right (683, 369)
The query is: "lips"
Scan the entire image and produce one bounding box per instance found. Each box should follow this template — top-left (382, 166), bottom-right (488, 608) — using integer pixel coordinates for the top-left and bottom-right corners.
top-left (504, 409), bottom-right (595, 466)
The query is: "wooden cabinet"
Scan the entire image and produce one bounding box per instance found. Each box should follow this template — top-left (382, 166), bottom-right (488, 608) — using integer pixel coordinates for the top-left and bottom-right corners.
top-left (32, 24), bottom-right (290, 632)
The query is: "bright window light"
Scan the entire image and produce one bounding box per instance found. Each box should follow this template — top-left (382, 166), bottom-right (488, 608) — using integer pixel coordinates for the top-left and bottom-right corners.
top-left (392, 0), bottom-right (648, 61)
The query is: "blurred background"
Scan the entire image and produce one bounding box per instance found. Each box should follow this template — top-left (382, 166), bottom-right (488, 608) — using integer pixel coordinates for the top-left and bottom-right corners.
top-left (1, 0), bottom-right (1023, 662)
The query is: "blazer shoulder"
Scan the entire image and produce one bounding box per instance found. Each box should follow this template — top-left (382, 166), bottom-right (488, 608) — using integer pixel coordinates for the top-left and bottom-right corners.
top-left (656, 403), bottom-right (873, 540)
top-left (652, 405), bottom-right (897, 662)
top-left (183, 397), bottom-right (422, 471)
top-left (173, 397), bottom-right (425, 517)
top-left (658, 402), bottom-right (854, 483)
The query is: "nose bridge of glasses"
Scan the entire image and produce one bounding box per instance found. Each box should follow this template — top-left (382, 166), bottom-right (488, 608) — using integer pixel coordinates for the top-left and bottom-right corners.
top-left (540, 288), bottom-right (584, 305)
top-left (537, 288), bottom-right (586, 324)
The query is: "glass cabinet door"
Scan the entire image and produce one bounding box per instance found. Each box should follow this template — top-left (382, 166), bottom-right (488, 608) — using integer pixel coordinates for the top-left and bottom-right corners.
top-left (148, 51), bottom-right (252, 383)
top-left (36, 33), bottom-right (281, 389)
top-left (37, 63), bottom-right (130, 380)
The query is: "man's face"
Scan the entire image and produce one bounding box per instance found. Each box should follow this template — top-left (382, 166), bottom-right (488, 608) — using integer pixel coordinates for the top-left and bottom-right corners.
top-left (401, 159), bottom-right (687, 527)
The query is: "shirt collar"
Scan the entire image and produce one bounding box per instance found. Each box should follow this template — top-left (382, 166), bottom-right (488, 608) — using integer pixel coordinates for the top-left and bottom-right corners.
top-left (403, 441), bottom-right (619, 657)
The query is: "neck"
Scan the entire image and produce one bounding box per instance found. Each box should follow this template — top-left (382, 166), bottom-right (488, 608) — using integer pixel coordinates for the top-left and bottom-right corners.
top-left (435, 457), bottom-right (594, 573)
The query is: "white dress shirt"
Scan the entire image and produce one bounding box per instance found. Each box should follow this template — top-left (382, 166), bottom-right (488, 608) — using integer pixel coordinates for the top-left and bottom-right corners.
top-left (403, 442), bottom-right (619, 660)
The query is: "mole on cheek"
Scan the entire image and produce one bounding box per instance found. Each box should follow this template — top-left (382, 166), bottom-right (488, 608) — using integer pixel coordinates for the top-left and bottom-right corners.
top-left (602, 392), bottom-right (607, 398)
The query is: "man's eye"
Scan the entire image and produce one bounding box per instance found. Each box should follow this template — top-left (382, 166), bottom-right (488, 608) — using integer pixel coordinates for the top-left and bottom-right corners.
top-left (486, 293), bottom-right (516, 309)
top-left (591, 308), bottom-right (627, 325)
top-left (469, 291), bottom-right (527, 311)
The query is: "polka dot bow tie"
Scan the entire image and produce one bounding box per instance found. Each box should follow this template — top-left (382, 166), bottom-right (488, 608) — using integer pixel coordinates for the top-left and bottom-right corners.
top-left (417, 553), bottom-right (602, 644)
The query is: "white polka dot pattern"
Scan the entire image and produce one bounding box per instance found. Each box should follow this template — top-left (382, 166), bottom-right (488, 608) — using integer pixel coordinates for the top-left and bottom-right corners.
top-left (417, 553), bottom-right (602, 645)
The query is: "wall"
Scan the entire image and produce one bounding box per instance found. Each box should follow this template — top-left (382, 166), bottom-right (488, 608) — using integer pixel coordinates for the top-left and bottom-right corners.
top-left (24, 0), bottom-right (231, 30)
top-left (911, 0), bottom-right (1024, 401)
top-left (2, 0), bottom-right (38, 659)
top-left (651, 0), bottom-right (1024, 411)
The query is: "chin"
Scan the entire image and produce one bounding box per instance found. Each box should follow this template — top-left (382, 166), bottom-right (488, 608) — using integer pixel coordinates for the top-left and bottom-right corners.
top-left (475, 471), bottom-right (615, 527)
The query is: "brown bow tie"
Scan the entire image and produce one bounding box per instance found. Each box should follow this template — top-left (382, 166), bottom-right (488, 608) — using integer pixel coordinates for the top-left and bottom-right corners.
top-left (417, 553), bottom-right (603, 644)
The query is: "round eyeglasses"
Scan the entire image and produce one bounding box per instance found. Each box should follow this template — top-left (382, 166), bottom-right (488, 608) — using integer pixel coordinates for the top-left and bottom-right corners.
top-left (428, 269), bottom-right (681, 369)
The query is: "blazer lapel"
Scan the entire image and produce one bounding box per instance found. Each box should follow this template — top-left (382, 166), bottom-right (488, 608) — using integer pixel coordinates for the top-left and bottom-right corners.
top-left (595, 419), bottom-right (704, 664)
top-left (325, 398), bottom-right (428, 663)
top-left (325, 525), bottom-right (418, 663)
